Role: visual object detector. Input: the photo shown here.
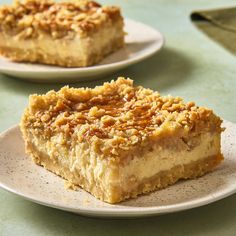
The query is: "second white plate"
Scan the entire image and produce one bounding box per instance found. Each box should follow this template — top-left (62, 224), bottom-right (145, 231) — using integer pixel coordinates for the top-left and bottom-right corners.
top-left (0, 120), bottom-right (236, 218)
top-left (0, 19), bottom-right (164, 83)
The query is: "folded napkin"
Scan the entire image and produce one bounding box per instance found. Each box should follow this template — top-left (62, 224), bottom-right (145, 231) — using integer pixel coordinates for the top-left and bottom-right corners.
top-left (191, 7), bottom-right (236, 54)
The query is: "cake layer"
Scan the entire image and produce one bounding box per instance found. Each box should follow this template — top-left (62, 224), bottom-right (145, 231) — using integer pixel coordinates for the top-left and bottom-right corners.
top-left (0, 23), bottom-right (124, 67)
top-left (121, 132), bottom-right (220, 182)
top-left (25, 138), bottom-right (115, 202)
top-left (116, 132), bottom-right (222, 202)
top-left (23, 128), bottom-right (222, 203)
top-left (118, 154), bottom-right (223, 203)
top-left (0, 0), bottom-right (124, 67)
top-left (24, 139), bottom-right (223, 203)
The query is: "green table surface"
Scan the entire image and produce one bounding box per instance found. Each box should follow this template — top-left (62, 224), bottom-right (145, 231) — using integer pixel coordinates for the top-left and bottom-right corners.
top-left (1, 0), bottom-right (236, 235)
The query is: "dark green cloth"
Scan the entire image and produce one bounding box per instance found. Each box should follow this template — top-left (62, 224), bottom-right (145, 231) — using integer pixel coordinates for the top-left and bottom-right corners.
top-left (191, 7), bottom-right (236, 54)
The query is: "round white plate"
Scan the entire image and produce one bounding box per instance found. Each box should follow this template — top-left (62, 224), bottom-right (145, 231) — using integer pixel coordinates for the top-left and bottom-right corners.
top-left (0, 120), bottom-right (236, 218)
top-left (0, 19), bottom-right (164, 83)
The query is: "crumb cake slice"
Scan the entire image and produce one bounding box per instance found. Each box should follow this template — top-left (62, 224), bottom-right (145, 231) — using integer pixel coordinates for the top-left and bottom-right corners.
top-left (0, 0), bottom-right (124, 67)
top-left (20, 78), bottom-right (223, 203)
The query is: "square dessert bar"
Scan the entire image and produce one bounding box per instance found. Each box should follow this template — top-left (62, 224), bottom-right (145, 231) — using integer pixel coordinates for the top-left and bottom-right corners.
top-left (0, 0), bottom-right (124, 67)
top-left (20, 78), bottom-right (223, 203)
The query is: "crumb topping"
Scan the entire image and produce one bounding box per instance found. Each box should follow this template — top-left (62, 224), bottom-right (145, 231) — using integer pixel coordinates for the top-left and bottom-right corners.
top-left (22, 77), bottom-right (222, 159)
top-left (0, 0), bottom-right (123, 39)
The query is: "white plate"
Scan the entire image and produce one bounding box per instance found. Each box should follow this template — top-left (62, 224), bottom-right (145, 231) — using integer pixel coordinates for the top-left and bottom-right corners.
top-left (0, 19), bottom-right (164, 83)
top-left (0, 120), bottom-right (236, 218)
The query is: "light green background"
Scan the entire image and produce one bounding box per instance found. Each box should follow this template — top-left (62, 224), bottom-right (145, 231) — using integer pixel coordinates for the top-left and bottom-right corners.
top-left (1, 0), bottom-right (236, 235)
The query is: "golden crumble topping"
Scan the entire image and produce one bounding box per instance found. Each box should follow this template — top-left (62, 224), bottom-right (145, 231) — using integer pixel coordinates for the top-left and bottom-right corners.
top-left (22, 77), bottom-right (222, 159)
top-left (0, 0), bottom-right (123, 39)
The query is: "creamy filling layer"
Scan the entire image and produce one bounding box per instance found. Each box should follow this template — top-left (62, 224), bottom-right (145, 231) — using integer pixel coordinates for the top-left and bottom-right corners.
top-left (119, 133), bottom-right (221, 191)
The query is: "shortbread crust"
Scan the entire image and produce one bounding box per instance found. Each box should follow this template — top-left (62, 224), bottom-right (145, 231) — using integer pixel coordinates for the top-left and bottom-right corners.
top-left (20, 78), bottom-right (223, 203)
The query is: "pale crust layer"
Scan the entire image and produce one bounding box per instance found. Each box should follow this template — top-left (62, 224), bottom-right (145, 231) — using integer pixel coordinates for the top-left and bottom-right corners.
top-left (25, 139), bottom-right (223, 203)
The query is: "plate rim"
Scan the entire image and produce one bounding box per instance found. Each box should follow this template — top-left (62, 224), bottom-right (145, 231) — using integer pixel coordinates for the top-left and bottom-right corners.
top-left (0, 18), bottom-right (165, 74)
top-left (0, 120), bottom-right (235, 217)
